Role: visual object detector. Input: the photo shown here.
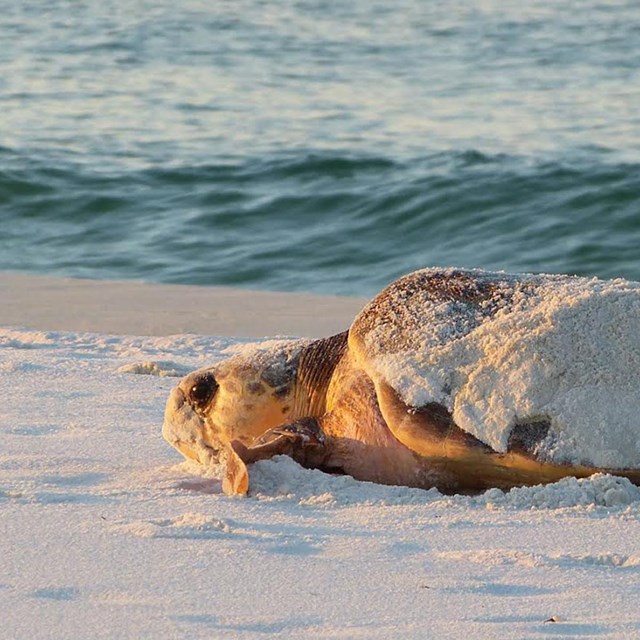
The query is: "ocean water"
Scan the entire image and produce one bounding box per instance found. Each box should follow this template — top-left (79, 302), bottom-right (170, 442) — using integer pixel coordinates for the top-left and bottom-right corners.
top-left (1, 0), bottom-right (640, 297)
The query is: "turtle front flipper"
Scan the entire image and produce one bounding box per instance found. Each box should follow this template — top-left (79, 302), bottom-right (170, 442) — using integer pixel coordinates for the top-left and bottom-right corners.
top-left (373, 379), bottom-right (632, 491)
top-left (375, 380), bottom-right (492, 459)
top-left (221, 418), bottom-right (329, 495)
top-left (222, 442), bottom-right (251, 496)
top-left (373, 379), bottom-right (533, 491)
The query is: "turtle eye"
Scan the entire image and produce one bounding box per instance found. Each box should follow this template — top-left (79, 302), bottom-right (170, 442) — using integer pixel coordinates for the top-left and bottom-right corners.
top-left (188, 373), bottom-right (218, 410)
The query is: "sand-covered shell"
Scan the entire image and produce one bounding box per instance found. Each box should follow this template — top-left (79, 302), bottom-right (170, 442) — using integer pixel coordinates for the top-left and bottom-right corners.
top-left (350, 268), bottom-right (640, 469)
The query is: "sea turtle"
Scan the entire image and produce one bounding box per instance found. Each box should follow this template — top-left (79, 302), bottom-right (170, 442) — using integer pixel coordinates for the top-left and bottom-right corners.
top-left (162, 268), bottom-right (640, 495)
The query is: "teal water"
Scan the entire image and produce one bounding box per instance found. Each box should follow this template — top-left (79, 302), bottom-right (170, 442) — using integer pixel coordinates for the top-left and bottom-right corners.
top-left (2, 1), bottom-right (640, 296)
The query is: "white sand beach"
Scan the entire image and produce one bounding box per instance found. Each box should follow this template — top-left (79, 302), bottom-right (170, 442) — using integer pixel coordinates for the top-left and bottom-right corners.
top-left (2, 273), bottom-right (640, 639)
top-left (0, 272), bottom-right (366, 338)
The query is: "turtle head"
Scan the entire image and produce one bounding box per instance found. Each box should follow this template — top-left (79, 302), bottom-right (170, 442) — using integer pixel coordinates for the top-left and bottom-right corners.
top-left (162, 341), bottom-right (303, 466)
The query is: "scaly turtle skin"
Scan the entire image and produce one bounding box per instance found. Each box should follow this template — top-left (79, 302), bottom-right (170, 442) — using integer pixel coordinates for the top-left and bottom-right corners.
top-left (162, 268), bottom-right (640, 495)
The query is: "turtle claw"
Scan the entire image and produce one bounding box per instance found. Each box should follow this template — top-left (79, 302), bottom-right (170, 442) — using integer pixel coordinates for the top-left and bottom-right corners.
top-left (258, 417), bottom-right (326, 447)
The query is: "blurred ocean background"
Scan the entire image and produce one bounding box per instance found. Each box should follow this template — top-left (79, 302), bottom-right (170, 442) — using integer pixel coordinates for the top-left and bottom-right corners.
top-left (1, 0), bottom-right (640, 297)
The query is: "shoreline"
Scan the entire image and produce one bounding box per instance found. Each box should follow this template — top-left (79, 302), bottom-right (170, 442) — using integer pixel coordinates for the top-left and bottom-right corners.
top-left (0, 271), bottom-right (367, 338)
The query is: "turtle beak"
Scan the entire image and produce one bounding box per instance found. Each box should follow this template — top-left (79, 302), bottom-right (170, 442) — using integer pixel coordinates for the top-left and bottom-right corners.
top-left (162, 386), bottom-right (189, 453)
top-left (163, 385), bottom-right (220, 466)
top-left (172, 440), bottom-right (201, 462)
